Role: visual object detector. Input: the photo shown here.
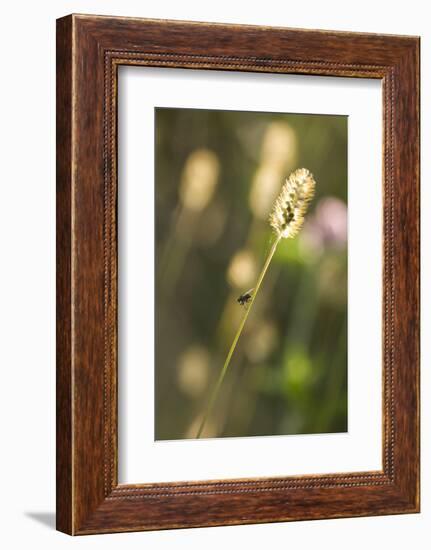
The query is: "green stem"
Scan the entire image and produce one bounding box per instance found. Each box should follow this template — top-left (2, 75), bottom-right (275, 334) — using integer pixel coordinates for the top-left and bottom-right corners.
top-left (196, 234), bottom-right (282, 438)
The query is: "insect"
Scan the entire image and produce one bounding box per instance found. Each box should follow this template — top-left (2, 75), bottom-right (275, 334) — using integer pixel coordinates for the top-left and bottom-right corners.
top-left (237, 288), bottom-right (254, 307)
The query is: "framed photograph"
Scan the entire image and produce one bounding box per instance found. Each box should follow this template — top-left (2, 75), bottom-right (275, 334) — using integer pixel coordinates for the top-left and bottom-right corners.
top-left (56, 14), bottom-right (420, 535)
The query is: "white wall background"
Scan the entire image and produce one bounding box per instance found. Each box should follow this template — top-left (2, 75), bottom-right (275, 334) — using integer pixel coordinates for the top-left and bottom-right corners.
top-left (0, 1), bottom-right (427, 548)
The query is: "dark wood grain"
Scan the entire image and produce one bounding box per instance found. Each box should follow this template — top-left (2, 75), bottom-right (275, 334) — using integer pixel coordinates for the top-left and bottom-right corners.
top-left (56, 15), bottom-right (73, 535)
top-left (56, 14), bottom-right (420, 535)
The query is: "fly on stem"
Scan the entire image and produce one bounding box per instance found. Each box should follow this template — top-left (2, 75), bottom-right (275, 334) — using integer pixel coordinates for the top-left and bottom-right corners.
top-left (196, 168), bottom-right (316, 439)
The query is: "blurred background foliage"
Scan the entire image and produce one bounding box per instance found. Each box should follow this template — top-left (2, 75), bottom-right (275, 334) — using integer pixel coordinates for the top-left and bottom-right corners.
top-left (155, 107), bottom-right (348, 440)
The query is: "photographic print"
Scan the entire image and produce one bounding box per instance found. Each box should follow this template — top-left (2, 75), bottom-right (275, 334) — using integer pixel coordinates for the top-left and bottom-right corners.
top-left (155, 107), bottom-right (348, 440)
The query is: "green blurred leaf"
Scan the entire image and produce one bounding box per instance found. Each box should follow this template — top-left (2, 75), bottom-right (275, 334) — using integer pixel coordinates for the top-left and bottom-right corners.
top-left (282, 346), bottom-right (313, 399)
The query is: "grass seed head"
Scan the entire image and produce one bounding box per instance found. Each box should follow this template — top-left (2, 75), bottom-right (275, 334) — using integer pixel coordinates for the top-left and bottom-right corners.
top-left (269, 168), bottom-right (316, 239)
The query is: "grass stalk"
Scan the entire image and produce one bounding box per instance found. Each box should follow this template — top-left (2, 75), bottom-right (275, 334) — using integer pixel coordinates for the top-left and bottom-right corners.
top-left (196, 234), bottom-right (281, 438)
top-left (195, 168), bottom-right (315, 439)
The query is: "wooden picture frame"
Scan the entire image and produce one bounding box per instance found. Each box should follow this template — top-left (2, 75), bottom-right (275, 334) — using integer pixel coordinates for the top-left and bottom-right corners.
top-left (56, 14), bottom-right (420, 535)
